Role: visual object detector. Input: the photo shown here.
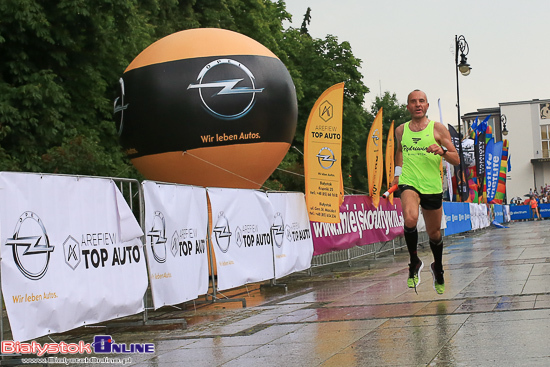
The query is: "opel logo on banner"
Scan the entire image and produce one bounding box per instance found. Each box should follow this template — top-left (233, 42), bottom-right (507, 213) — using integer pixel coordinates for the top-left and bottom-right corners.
top-left (147, 211), bottom-right (167, 263)
top-left (271, 212), bottom-right (285, 248)
top-left (316, 147), bottom-right (337, 169)
top-left (187, 59), bottom-right (264, 120)
top-left (213, 212), bottom-right (232, 253)
top-left (5, 212), bottom-right (55, 280)
top-left (372, 128), bottom-right (381, 147)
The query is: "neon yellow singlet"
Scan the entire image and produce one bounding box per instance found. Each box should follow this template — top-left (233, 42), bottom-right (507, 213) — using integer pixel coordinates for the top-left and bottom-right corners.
top-left (400, 120), bottom-right (442, 194)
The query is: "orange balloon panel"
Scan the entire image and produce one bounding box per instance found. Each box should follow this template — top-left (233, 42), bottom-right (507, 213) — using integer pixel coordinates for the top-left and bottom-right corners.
top-left (115, 28), bottom-right (297, 188)
top-left (125, 28), bottom-right (277, 72)
top-left (130, 142), bottom-right (290, 189)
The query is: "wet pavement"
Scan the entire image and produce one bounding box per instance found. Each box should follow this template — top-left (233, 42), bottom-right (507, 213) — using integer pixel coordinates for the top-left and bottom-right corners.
top-left (9, 219), bottom-right (550, 366)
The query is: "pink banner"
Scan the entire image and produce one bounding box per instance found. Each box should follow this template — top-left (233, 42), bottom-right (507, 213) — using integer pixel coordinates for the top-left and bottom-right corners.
top-left (311, 195), bottom-right (404, 256)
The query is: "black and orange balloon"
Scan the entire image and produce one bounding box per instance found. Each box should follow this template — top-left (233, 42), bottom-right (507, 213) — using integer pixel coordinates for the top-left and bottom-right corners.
top-left (114, 28), bottom-right (297, 188)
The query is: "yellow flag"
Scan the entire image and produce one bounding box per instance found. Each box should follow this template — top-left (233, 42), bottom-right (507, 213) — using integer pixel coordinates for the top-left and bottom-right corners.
top-left (367, 108), bottom-right (384, 208)
top-left (385, 120), bottom-right (395, 204)
top-left (304, 83), bottom-right (344, 223)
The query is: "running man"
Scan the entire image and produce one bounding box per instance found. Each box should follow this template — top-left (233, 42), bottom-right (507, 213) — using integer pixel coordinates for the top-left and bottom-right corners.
top-left (391, 90), bottom-right (460, 294)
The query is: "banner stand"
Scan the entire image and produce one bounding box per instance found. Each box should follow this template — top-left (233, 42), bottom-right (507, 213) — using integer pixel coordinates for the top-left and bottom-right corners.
top-left (260, 278), bottom-right (288, 292)
top-left (201, 197), bottom-right (246, 308)
top-left (87, 178), bottom-right (188, 331)
top-left (373, 240), bottom-right (397, 259)
top-left (0, 174), bottom-right (180, 366)
top-left (374, 240), bottom-right (395, 260)
top-left (203, 228), bottom-right (247, 308)
top-left (260, 244), bottom-right (288, 292)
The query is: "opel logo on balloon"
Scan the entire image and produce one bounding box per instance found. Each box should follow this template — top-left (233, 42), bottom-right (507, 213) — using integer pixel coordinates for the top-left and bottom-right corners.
top-left (188, 59), bottom-right (264, 120)
top-left (115, 28), bottom-right (297, 188)
top-left (113, 78), bottom-right (128, 136)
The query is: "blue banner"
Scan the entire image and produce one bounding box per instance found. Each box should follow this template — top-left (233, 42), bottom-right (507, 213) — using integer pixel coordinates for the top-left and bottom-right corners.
top-left (486, 139), bottom-right (503, 202)
top-left (540, 203), bottom-right (550, 218)
top-left (443, 202), bottom-right (472, 236)
top-left (510, 205), bottom-right (530, 220)
top-left (492, 204), bottom-right (504, 223)
top-left (485, 138), bottom-right (493, 197)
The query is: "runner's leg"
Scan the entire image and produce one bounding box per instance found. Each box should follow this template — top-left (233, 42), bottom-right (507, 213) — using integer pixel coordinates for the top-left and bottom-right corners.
top-left (423, 207), bottom-right (443, 272)
top-left (401, 189), bottom-right (421, 264)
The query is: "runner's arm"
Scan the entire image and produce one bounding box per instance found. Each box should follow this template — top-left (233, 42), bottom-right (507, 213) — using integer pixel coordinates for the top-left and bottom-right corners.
top-left (391, 125), bottom-right (404, 187)
top-left (428, 122), bottom-right (460, 166)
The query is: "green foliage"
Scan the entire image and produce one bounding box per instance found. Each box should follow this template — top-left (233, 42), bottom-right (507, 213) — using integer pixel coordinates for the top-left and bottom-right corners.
top-left (357, 92), bottom-right (409, 191)
top-left (368, 92), bottom-right (409, 129)
top-left (0, 0), bottom-right (156, 175)
top-left (300, 7), bottom-right (311, 35)
top-left (263, 12), bottom-right (369, 192)
top-left (41, 134), bottom-right (142, 178)
top-left (0, 0), bottom-right (404, 195)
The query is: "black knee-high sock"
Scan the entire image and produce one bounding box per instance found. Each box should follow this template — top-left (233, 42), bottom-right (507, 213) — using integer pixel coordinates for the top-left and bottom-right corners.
top-left (429, 238), bottom-right (444, 272)
top-left (404, 226), bottom-right (419, 264)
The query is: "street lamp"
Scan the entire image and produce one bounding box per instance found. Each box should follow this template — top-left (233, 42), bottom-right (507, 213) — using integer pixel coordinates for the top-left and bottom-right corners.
top-left (455, 35), bottom-right (471, 201)
top-left (501, 114), bottom-right (509, 136)
top-left (455, 35), bottom-right (471, 136)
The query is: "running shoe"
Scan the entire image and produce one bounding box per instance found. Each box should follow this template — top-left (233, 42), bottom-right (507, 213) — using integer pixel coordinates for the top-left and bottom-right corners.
top-left (407, 260), bottom-right (424, 291)
top-left (430, 262), bottom-right (445, 295)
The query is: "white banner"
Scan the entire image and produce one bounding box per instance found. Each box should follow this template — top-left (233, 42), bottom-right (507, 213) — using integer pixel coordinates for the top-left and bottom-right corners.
top-left (470, 203), bottom-right (490, 230)
top-left (0, 173), bottom-right (147, 341)
top-left (446, 161), bottom-right (453, 202)
top-left (504, 205), bottom-right (511, 223)
top-left (267, 192), bottom-right (313, 279)
top-left (143, 181), bottom-right (209, 309)
top-left (469, 203), bottom-right (480, 230)
top-left (207, 188), bottom-right (275, 291)
top-left (418, 206), bottom-right (447, 232)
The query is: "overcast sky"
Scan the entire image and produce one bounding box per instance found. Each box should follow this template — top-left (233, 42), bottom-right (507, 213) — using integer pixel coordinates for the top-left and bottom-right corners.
top-left (283, 0), bottom-right (550, 125)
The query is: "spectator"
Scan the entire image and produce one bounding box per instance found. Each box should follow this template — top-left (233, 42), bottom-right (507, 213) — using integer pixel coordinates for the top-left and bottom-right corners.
top-left (530, 196), bottom-right (541, 221)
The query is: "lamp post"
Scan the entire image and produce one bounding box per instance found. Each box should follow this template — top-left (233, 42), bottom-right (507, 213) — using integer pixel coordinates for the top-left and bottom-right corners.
top-left (455, 35), bottom-right (472, 201)
top-left (501, 114), bottom-right (509, 137)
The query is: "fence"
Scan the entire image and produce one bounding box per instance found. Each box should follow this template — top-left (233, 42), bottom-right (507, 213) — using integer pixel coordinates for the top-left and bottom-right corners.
top-left (0, 171), bottom-right (502, 357)
top-left (310, 231), bottom-right (432, 268)
top-left (0, 173), bottom-right (315, 349)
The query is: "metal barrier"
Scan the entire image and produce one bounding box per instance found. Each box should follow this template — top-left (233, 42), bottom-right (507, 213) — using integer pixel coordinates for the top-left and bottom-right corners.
top-left (0, 173), bottom-right (144, 365)
top-left (0, 173), bottom-right (442, 349)
top-left (310, 231), bottom-right (432, 268)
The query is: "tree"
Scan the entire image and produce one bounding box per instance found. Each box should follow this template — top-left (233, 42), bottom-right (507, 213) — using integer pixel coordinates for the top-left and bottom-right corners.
top-left (0, 0), bottom-right (157, 176)
top-left (300, 7), bottom-right (311, 35)
top-left (353, 92), bottom-right (408, 192)
top-left (263, 18), bottom-right (370, 192)
top-left (0, 0), bottom-right (372, 192)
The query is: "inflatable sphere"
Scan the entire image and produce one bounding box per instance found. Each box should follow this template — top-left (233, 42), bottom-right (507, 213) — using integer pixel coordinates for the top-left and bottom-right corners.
top-left (114, 28), bottom-right (297, 188)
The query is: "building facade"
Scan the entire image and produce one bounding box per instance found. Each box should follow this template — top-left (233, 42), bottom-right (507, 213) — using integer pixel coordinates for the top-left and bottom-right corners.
top-left (461, 98), bottom-right (550, 202)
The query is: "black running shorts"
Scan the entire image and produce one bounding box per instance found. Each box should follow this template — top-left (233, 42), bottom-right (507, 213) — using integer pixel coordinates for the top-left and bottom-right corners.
top-left (398, 184), bottom-right (443, 210)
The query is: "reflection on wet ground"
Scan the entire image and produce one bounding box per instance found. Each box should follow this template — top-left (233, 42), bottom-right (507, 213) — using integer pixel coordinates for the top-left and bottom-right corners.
top-left (11, 220), bottom-right (550, 366)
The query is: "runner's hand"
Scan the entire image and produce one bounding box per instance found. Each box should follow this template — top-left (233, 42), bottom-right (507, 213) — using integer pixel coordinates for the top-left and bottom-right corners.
top-left (426, 144), bottom-right (445, 155)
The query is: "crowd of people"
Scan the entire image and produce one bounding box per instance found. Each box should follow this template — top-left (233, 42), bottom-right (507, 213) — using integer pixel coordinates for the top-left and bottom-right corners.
top-left (509, 184), bottom-right (549, 220)
top-left (510, 184), bottom-right (550, 205)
